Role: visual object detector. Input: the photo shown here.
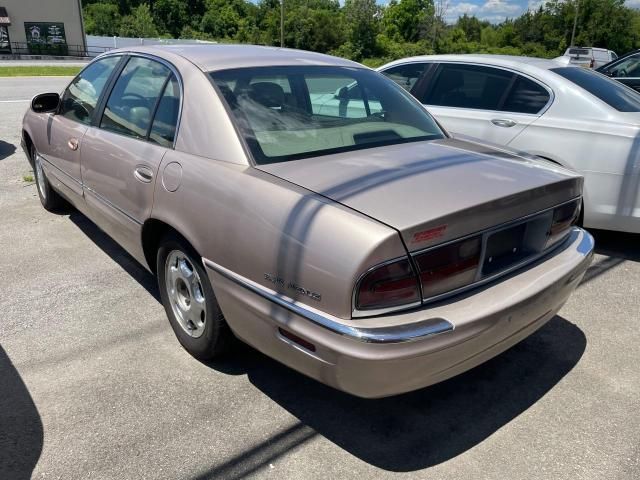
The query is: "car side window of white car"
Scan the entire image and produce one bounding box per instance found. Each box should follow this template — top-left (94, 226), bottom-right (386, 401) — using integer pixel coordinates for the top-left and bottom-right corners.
top-left (380, 63), bottom-right (427, 92)
top-left (502, 76), bottom-right (550, 114)
top-left (59, 56), bottom-right (121, 125)
top-left (420, 63), bottom-right (513, 111)
top-left (100, 57), bottom-right (171, 141)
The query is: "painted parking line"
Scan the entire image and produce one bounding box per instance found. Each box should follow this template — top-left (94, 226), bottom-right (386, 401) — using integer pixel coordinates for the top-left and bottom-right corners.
top-left (0, 99), bottom-right (30, 103)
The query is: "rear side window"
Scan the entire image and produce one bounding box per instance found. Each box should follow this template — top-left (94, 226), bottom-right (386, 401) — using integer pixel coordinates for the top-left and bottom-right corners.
top-left (503, 76), bottom-right (550, 114)
top-left (59, 56), bottom-right (120, 125)
top-left (551, 67), bottom-right (640, 112)
top-left (422, 64), bottom-right (513, 110)
top-left (100, 57), bottom-right (171, 139)
top-left (381, 63), bottom-right (427, 92)
top-left (149, 75), bottom-right (180, 147)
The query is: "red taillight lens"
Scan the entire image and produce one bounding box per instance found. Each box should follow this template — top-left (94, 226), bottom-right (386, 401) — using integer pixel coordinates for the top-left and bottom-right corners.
top-left (415, 236), bottom-right (481, 299)
top-left (546, 199), bottom-right (581, 248)
top-left (356, 259), bottom-right (420, 311)
top-left (590, 59), bottom-right (594, 68)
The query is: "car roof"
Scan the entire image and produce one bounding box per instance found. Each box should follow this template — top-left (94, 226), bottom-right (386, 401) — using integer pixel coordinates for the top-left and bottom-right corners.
top-left (105, 44), bottom-right (363, 72)
top-left (381, 54), bottom-right (567, 73)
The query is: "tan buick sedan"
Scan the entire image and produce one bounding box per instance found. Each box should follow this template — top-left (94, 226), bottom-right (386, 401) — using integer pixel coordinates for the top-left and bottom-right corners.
top-left (22, 45), bottom-right (594, 398)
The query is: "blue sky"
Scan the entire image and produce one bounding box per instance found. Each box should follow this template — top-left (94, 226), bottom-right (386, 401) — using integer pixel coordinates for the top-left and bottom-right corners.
top-left (431, 0), bottom-right (640, 25)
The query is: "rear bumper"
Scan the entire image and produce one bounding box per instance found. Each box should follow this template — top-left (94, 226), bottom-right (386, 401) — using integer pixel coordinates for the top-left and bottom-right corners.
top-left (204, 227), bottom-right (594, 398)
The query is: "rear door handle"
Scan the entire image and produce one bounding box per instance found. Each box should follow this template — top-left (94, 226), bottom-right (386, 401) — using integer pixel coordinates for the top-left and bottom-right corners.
top-left (67, 138), bottom-right (79, 151)
top-left (491, 119), bottom-right (517, 128)
top-left (134, 166), bottom-right (154, 183)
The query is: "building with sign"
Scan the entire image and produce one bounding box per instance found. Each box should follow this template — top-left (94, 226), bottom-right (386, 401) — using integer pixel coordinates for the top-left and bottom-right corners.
top-left (0, 0), bottom-right (86, 56)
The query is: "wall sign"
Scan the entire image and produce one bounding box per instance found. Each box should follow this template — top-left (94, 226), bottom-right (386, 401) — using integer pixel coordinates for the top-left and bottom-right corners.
top-left (0, 25), bottom-right (9, 54)
top-left (24, 22), bottom-right (67, 55)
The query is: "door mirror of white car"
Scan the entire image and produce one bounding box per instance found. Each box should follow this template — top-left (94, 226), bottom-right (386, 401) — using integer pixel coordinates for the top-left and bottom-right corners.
top-left (31, 93), bottom-right (60, 114)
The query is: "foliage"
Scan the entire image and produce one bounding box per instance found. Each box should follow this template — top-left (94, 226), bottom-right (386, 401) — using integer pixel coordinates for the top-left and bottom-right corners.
top-left (82, 0), bottom-right (640, 65)
top-left (118, 3), bottom-right (159, 38)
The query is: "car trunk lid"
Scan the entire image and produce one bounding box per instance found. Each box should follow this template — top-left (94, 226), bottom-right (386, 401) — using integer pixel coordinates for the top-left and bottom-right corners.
top-left (257, 138), bottom-right (583, 252)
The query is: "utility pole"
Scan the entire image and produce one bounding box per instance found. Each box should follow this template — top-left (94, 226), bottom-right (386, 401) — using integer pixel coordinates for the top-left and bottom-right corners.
top-left (570, 0), bottom-right (580, 47)
top-left (280, 0), bottom-right (284, 48)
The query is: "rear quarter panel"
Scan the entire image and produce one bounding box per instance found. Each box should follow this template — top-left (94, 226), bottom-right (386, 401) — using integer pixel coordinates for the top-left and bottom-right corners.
top-left (150, 150), bottom-right (408, 320)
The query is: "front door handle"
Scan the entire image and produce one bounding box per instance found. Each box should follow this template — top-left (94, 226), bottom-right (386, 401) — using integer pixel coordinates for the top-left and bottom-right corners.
top-left (134, 166), bottom-right (154, 183)
top-left (67, 138), bottom-right (79, 151)
top-left (491, 119), bottom-right (517, 128)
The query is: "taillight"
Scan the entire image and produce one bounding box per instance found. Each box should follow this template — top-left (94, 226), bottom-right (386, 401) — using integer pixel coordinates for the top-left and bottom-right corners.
top-left (356, 258), bottom-right (420, 311)
top-left (590, 59), bottom-right (594, 68)
top-left (414, 236), bottom-right (482, 298)
top-left (546, 199), bottom-right (581, 248)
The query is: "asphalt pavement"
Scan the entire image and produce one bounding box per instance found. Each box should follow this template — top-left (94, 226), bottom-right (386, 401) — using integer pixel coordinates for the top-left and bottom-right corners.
top-left (0, 76), bottom-right (639, 480)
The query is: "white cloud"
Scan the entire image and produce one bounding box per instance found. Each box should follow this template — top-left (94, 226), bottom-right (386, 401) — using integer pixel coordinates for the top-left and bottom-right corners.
top-left (445, 0), bottom-right (524, 24)
top-left (445, 2), bottom-right (480, 22)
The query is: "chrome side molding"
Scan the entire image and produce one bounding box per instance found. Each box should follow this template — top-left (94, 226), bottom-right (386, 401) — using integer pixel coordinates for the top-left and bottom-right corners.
top-left (202, 258), bottom-right (454, 344)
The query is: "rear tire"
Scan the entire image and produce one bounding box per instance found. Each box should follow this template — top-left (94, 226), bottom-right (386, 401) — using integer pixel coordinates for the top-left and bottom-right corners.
top-left (157, 233), bottom-right (234, 360)
top-left (31, 144), bottom-right (65, 212)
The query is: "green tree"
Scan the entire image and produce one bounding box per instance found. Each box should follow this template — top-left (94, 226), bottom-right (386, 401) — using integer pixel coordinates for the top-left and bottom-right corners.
top-left (343, 0), bottom-right (380, 60)
top-left (83, 3), bottom-right (121, 36)
top-left (152, 0), bottom-right (189, 38)
top-left (119, 3), bottom-right (158, 37)
top-left (383, 0), bottom-right (433, 43)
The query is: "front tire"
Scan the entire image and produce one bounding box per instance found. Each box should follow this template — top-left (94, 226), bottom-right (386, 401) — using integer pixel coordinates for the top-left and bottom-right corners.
top-left (157, 233), bottom-right (234, 360)
top-left (31, 144), bottom-right (65, 212)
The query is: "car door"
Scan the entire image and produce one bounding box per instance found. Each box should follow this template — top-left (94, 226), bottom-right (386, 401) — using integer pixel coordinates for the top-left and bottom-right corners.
top-left (37, 56), bottom-right (122, 199)
top-left (600, 53), bottom-right (640, 93)
top-left (415, 63), bottom-right (551, 146)
top-left (80, 55), bottom-right (181, 258)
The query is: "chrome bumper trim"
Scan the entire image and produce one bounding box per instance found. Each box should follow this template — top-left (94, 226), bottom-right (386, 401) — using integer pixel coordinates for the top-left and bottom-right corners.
top-left (202, 259), bottom-right (454, 344)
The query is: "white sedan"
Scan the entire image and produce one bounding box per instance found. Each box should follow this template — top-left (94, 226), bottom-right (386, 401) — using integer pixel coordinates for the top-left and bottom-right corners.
top-left (379, 54), bottom-right (640, 234)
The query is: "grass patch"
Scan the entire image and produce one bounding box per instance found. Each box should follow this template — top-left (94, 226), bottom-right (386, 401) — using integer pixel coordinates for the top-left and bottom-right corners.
top-left (23, 174), bottom-right (34, 183)
top-left (0, 66), bottom-right (82, 77)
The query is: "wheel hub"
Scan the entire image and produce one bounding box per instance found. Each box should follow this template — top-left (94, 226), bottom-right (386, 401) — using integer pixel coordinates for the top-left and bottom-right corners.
top-left (165, 250), bottom-right (207, 338)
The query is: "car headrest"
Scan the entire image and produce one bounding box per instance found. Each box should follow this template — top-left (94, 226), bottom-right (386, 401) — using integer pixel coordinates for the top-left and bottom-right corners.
top-left (248, 82), bottom-right (285, 108)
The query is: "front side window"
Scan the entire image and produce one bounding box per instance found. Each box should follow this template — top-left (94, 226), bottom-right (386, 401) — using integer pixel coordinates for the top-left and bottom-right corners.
top-left (100, 57), bottom-right (171, 140)
top-left (606, 55), bottom-right (640, 78)
top-left (59, 56), bottom-right (121, 124)
top-left (210, 66), bottom-right (444, 164)
top-left (381, 63), bottom-right (427, 92)
top-left (502, 76), bottom-right (550, 114)
top-left (551, 67), bottom-right (640, 112)
top-left (422, 64), bottom-right (513, 110)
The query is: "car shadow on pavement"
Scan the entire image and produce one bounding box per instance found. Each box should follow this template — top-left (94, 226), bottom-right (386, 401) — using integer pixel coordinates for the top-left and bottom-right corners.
top-left (0, 140), bottom-right (16, 161)
top-left (590, 228), bottom-right (640, 262)
top-left (68, 211), bottom-right (161, 302)
top-left (0, 346), bottom-right (44, 480)
top-left (204, 315), bottom-right (585, 473)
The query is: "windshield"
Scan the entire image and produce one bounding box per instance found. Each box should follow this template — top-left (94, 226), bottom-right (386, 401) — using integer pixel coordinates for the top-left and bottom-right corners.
top-left (551, 67), bottom-right (640, 112)
top-left (210, 66), bottom-right (444, 164)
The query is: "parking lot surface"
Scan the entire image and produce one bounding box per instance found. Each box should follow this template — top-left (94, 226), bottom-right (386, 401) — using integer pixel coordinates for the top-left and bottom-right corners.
top-left (1, 77), bottom-right (639, 480)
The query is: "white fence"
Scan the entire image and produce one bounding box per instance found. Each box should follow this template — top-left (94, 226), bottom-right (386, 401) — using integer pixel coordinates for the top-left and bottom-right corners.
top-left (86, 35), bottom-right (215, 57)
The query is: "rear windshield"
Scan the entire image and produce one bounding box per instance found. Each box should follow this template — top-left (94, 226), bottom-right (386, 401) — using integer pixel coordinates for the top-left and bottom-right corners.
top-left (569, 48), bottom-right (590, 56)
top-left (210, 66), bottom-right (444, 164)
top-left (551, 67), bottom-right (640, 112)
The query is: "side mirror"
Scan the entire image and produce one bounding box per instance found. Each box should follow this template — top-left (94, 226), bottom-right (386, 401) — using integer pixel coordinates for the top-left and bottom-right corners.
top-left (31, 93), bottom-right (60, 113)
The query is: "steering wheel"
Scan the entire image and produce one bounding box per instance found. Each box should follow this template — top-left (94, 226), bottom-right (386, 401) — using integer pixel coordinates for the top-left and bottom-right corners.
top-left (121, 93), bottom-right (147, 102)
top-left (618, 68), bottom-right (628, 78)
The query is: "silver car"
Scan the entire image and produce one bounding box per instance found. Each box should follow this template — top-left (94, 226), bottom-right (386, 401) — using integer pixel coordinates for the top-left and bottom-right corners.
top-left (22, 45), bottom-right (594, 398)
